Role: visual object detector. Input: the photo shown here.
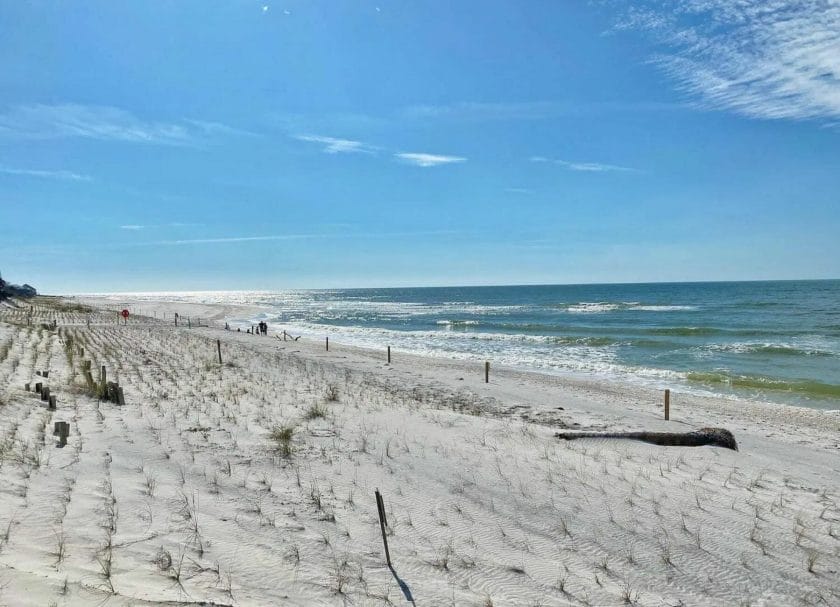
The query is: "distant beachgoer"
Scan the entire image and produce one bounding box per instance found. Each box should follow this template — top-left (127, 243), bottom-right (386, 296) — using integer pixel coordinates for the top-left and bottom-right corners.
top-left (237, 328), bottom-right (241, 332)
top-left (225, 322), bottom-right (230, 330)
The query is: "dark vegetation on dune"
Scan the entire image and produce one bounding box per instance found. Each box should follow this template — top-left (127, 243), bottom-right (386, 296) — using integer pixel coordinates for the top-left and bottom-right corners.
top-left (0, 270), bottom-right (37, 301)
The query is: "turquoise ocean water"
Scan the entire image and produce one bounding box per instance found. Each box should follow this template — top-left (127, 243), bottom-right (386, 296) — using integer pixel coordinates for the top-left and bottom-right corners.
top-left (108, 281), bottom-right (840, 410)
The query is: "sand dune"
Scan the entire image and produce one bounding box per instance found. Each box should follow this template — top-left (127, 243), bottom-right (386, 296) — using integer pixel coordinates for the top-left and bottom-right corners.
top-left (0, 297), bottom-right (838, 606)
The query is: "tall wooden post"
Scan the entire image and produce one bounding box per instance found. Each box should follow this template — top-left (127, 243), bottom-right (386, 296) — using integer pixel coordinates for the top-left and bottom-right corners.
top-left (485, 361), bottom-right (490, 383)
top-left (374, 489), bottom-right (391, 567)
top-left (387, 346), bottom-right (391, 364)
top-left (326, 337), bottom-right (329, 351)
top-left (664, 389), bottom-right (670, 421)
top-left (217, 339), bottom-right (223, 364)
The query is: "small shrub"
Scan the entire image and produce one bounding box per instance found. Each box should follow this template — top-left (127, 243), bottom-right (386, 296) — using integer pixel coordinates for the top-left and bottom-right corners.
top-left (305, 403), bottom-right (327, 420)
top-left (270, 425), bottom-right (295, 456)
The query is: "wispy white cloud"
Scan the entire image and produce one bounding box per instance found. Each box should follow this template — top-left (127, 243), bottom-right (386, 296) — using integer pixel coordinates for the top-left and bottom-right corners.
top-left (119, 222), bottom-right (203, 230)
top-left (399, 100), bottom-right (685, 121)
top-left (183, 119), bottom-right (259, 138)
top-left (504, 187), bottom-right (534, 194)
top-left (530, 156), bottom-right (636, 172)
top-left (0, 104), bottom-right (252, 145)
top-left (401, 101), bottom-right (562, 121)
top-left (610, 0), bottom-right (840, 121)
top-left (293, 134), bottom-right (373, 154)
top-left (0, 165), bottom-right (92, 181)
top-left (118, 229), bottom-right (462, 247)
top-left (395, 152), bottom-right (466, 167)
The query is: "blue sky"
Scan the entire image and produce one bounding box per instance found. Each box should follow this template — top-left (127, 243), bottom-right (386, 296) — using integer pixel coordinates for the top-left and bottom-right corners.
top-left (1, 1), bottom-right (839, 292)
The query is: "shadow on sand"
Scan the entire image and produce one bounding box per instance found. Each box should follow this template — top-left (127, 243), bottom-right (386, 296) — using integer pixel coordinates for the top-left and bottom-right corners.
top-left (388, 564), bottom-right (415, 605)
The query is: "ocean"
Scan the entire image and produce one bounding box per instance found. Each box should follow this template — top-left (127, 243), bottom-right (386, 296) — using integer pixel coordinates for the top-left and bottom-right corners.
top-left (101, 280), bottom-right (840, 410)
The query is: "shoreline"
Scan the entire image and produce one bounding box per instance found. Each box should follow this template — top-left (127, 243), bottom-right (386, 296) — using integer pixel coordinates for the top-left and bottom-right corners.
top-left (70, 291), bottom-right (840, 414)
top-left (78, 295), bottom-right (840, 467)
top-left (77, 293), bottom-right (840, 412)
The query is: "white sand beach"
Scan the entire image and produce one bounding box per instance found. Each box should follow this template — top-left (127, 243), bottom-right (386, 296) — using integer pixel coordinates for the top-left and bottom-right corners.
top-left (1, 296), bottom-right (838, 606)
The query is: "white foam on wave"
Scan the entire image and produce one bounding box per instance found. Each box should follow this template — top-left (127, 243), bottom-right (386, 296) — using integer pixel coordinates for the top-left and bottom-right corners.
top-left (565, 302), bottom-right (696, 313)
top-left (566, 302), bottom-right (622, 313)
top-left (436, 319), bottom-right (481, 327)
top-left (701, 341), bottom-right (838, 357)
top-left (628, 305), bottom-right (697, 311)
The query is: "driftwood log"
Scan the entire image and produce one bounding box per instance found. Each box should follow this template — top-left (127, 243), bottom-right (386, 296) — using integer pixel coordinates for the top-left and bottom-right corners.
top-left (554, 427), bottom-right (738, 451)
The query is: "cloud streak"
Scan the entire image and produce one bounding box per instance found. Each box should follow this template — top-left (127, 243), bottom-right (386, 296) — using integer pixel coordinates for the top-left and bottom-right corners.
top-left (293, 134), bottom-right (373, 154)
top-left (115, 230), bottom-right (463, 247)
top-left (292, 134), bottom-right (466, 168)
top-left (530, 156), bottom-right (636, 172)
top-left (395, 152), bottom-right (466, 167)
top-left (0, 104), bottom-right (253, 145)
top-left (611, 0), bottom-right (840, 121)
top-left (0, 165), bottom-right (92, 181)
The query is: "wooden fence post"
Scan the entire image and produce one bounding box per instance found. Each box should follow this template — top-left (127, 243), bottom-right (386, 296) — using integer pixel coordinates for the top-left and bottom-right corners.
top-left (664, 389), bottom-right (670, 420)
top-left (326, 337), bottom-right (329, 351)
top-left (54, 421), bottom-right (69, 448)
top-left (374, 489), bottom-right (391, 567)
top-left (485, 361), bottom-right (490, 383)
top-left (217, 339), bottom-right (223, 364)
top-left (387, 346), bottom-right (391, 364)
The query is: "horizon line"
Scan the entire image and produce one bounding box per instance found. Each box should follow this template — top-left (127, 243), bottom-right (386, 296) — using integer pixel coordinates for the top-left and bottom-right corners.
top-left (60, 276), bottom-right (840, 296)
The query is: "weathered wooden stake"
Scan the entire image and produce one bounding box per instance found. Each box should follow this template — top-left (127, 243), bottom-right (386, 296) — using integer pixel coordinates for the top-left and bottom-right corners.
top-left (35, 382), bottom-right (43, 395)
top-left (485, 361), bottom-right (490, 383)
top-left (24, 382), bottom-right (30, 392)
top-left (664, 389), bottom-right (670, 420)
top-left (374, 489), bottom-right (391, 567)
top-left (41, 387), bottom-right (50, 402)
top-left (48, 395), bottom-right (56, 410)
top-left (387, 346), bottom-right (391, 364)
top-left (217, 339), bottom-right (223, 364)
top-left (53, 421), bottom-right (69, 448)
top-left (117, 387), bottom-right (125, 406)
top-left (188, 317), bottom-right (191, 329)
top-left (326, 336), bottom-right (329, 351)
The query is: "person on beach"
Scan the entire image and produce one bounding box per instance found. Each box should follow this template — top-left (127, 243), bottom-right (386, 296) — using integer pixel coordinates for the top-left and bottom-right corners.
top-left (225, 322), bottom-right (230, 330)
